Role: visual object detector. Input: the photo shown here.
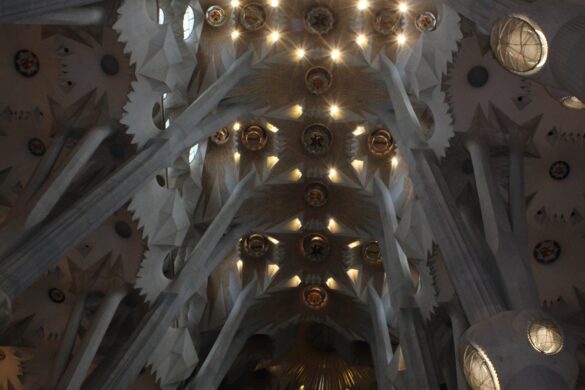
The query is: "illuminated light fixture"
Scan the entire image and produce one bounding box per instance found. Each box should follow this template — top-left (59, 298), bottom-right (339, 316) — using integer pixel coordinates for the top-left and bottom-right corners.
top-left (353, 125), bottom-right (366, 136)
top-left (236, 259), bottom-right (243, 272)
top-left (232, 121), bottom-right (241, 131)
top-left (351, 159), bottom-right (364, 173)
top-left (330, 48), bottom-right (342, 62)
top-left (266, 155), bottom-right (279, 169)
top-left (347, 268), bottom-right (359, 283)
top-left (357, 0), bottom-right (369, 10)
top-left (288, 275), bottom-right (302, 287)
top-left (396, 33), bottom-right (407, 46)
top-left (391, 156), bottom-right (399, 168)
top-left (269, 0), bottom-right (280, 6)
top-left (290, 168), bottom-right (303, 181)
top-left (328, 218), bottom-right (339, 233)
top-left (328, 168), bottom-right (340, 182)
top-left (268, 30), bottom-right (281, 43)
top-left (289, 218), bottom-right (303, 231)
top-left (231, 29), bottom-right (240, 40)
top-left (231, 0), bottom-right (240, 7)
top-left (291, 104), bottom-right (304, 118)
top-left (398, 2), bottom-right (409, 13)
top-left (233, 151), bottom-right (241, 163)
top-left (267, 264), bottom-right (280, 278)
top-left (347, 240), bottom-right (361, 249)
top-left (329, 104), bottom-right (340, 118)
top-left (267, 236), bottom-right (280, 245)
top-left (266, 123), bottom-right (279, 133)
top-left (294, 48), bottom-right (306, 60)
top-left (325, 277), bottom-right (337, 289)
top-left (355, 33), bottom-right (368, 47)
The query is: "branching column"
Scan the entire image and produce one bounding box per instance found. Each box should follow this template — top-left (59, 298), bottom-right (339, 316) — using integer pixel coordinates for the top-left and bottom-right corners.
top-left (84, 172), bottom-right (257, 390)
top-left (374, 177), bottom-right (439, 390)
top-left (57, 285), bottom-right (128, 390)
top-left (367, 286), bottom-right (395, 390)
top-left (464, 114), bottom-right (538, 309)
top-left (0, 51), bottom-right (256, 300)
top-left (188, 279), bottom-right (259, 390)
top-left (377, 55), bottom-right (506, 323)
top-left (0, 0), bottom-right (101, 22)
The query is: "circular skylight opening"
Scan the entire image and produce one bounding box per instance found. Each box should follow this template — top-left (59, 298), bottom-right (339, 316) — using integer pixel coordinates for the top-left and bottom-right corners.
top-left (490, 15), bottom-right (548, 75)
top-left (183, 6), bottom-right (195, 40)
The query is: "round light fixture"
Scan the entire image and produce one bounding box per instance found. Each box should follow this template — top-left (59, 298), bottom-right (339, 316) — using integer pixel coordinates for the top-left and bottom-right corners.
top-left (241, 124), bottom-right (269, 151)
top-left (490, 15), bottom-right (548, 75)
top-left (302, 233), bottom-right (330, 263)
top-left (305, 66), bottom-right (333, 96)
top-left (462, 344), bottom-right (500, 390)
top-left (367, 129), bottom-right (395, 158)
top-left (205, 5), bottom-right (227, 27)
top-left (304, 183), bottom-right (328, 207)
top-left (243, 233), bottom-right (271, 258)
top-left (303, 285), bottom-right (328, 309)
top-left (362, 240), bottom-right (383, 265)
top-left (302, 124), bottom-right (333, 155)
top-left (210, 127), bottom-right (231, 145)
top-left (527, 319), bottom-right (564, 355)
top-left (239, 3), bottom-right (267, 31)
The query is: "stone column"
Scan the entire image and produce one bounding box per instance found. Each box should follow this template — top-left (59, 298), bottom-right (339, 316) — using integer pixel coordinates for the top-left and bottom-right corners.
top-left (0, 51), bottom-right (257, 300)
top-left (0, 290), bottom-right (10, 333)
top-left (367, 285), bottom-right (394, 390)
top-left (464, 124), bottom-right (538, 309)
top-left (189, 279), bottom-right (259, 390)
top-left (57, 285), bottom-right (127, 390)
top-left (377, 55), bottom-right (506, 323)
top-left (12, 5), bottom-right (105, 25)
top-left (446, 301), bottom-right (470, 390)
top-left (374, 177), bottom-right (439, 390)
top-left (0, 0), bottom-right (101, 22)
top-left (84, 173), bottom-right (257, 390)
top-left (49, 291), bottom-right (88, 388)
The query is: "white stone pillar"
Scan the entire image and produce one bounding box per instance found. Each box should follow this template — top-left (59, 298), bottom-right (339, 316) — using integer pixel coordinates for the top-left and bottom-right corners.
top-left (464, 130), bottom-right (538, 309)
top-left (84, 174), bottom-right (256, 390)
top-left (377, 55), bottom-right (506, 323)
top-left (0, 0), bottom-right (101, 22)
top-left (12, 5), bottom-right (105, 25)
top-left (189, 279), bottom-right (259, 390)
top-left (374, 177), bottom-right (439, 390)
top-left (57, 286), bottom-right (127, 390)
top-left (0, 53), bottom-right (256, 299)
top-left (49, 291), bottom-right (88, 388)
top-left (367, 285), bottom-right (395, 390)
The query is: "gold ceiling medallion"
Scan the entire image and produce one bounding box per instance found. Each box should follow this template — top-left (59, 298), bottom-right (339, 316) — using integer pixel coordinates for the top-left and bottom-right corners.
top-left (415, 11), bottom-right (438, 32)
top-left (303, 285), bottom-right (328, 309)
top-left (302, 124), bottom-right (333, 155)
top-left (367, 129), bottom-right (395, 158)
top-left (239, 3), bottom-right (267, 31)
top-left (243, 233), bottom-right (271, 258)
top-left (210, 127), bottom-right (231, 145)
top-left (205, 5), bottom-right (227, 27)
top-left (305, 5), bottom-right (335, 35)
top-left (305, 66), bottom-right (333, 96)
top-left (373, 8), bottom-right (403, 36)
top-left (241, 124), bottom-right (269, 151)
top-left (304, 182), bottom-right (328, 208)
top-left (302, 233), bottom-right (330, 263)
top-left (362, 240), bottom-right (382, 265)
